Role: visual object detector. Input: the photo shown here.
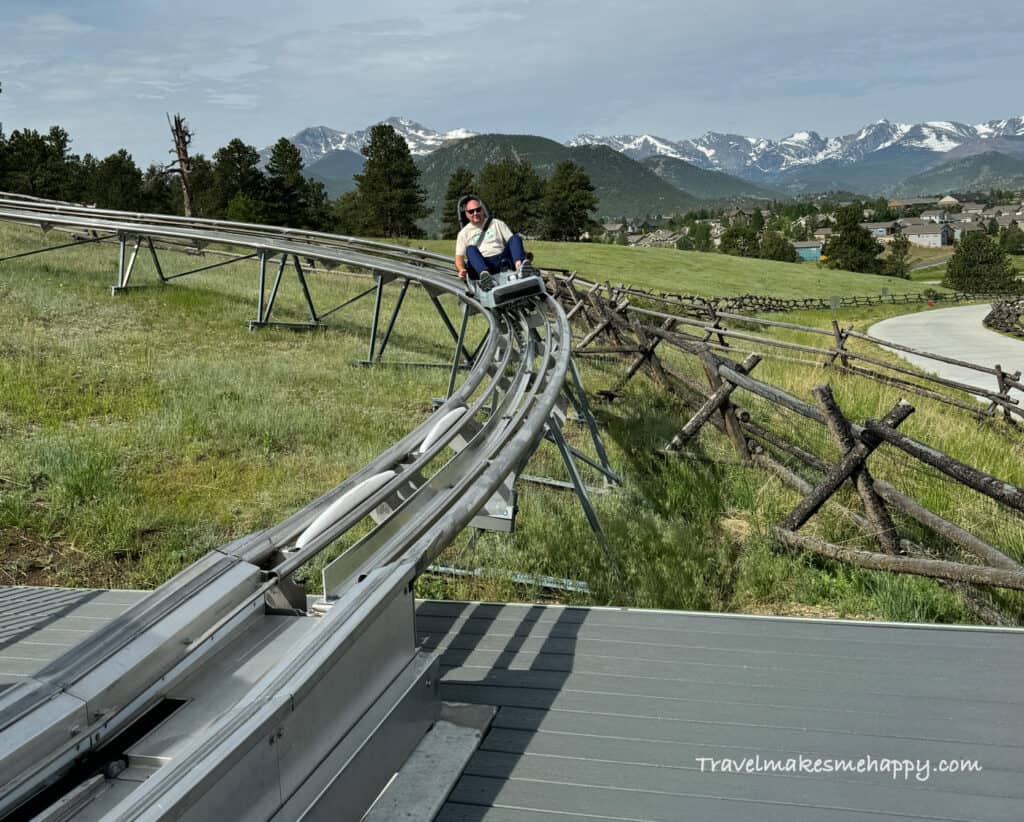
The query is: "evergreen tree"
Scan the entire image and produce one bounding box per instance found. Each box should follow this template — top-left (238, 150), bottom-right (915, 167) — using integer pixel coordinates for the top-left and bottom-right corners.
top-left (821, 205), bottom-right (883, 273)
top-left (999, 224), bottom-right (1024, 256)
top-left (441, 167), bottom-right (475, 239)
top-left (749, 209), bottom-right (766, 233)
top-left (540, 160), bottom-right (598, 241)
top-left (477, 159), bottom-right (545, 235)
top-left (987, 217), bottom-right (999, 236)
top-left (141, 164), bottom-right (176, 213)
top-left (264, 138), bottom-right (310, 228)
top-left (758, 231), bottom-right (798, 262)
top-left (351, 123), bottom-right (428, 237)
top-left (184, 155), bottom-right (218, 217)
top-left (943, 231), bottom-right (1016, 292)
top-left (89, 149), bottom-right (144, 210)
top-left (211, 138), bottom-right (265, 220)
top-left (719, 224), bottom-right (760, 257)
top-left (689, 222), bottom-right (713, 252)
top-left (883, 235), bottom-right (912, 279)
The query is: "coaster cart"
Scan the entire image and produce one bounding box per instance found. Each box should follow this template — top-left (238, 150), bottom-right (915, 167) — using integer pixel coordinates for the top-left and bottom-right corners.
top-left (457, 195), bottom-right (547, 310)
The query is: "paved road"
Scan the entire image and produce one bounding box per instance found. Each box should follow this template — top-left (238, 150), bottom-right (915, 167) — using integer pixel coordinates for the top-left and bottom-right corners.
top-left (868, 303), bottom-right (1024, 404)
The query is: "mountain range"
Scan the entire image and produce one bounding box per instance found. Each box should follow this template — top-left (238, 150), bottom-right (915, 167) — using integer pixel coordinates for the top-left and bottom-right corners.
top-left (568, 118), bottom-right (1024, 193)
top-left (263, 115), bottom-right (1024, 215)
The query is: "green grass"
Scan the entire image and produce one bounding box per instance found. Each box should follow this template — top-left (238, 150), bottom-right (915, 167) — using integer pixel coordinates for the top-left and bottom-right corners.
top-left (405, 239), bottom-right (945, 299)
top-left (2, 221), bottom-right (1022, 624)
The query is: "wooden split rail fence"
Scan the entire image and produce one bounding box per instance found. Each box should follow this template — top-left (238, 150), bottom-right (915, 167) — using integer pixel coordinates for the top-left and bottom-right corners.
top-left (549, 273), bottom-right (1024, 427)
top-left (546, 272), bottom-right (1024, 619)
top-left (541, 268), bottom-right (1023, 318)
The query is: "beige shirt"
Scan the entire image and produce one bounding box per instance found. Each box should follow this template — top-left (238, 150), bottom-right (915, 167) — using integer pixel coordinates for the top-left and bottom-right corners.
top-left (455, 218), bottom-right (515, 258)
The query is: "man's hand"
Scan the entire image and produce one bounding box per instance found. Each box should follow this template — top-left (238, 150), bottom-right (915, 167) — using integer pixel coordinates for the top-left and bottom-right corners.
top-left (458, 268), bottom-right (468, 280)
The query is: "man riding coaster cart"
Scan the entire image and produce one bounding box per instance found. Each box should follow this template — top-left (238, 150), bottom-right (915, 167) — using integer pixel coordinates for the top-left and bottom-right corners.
top-left (454, 194), bottom-right (547, 309)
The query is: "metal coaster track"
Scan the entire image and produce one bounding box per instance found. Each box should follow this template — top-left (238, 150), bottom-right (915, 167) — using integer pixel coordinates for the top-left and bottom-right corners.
top-left (0, 197), bottom-right (573, 819)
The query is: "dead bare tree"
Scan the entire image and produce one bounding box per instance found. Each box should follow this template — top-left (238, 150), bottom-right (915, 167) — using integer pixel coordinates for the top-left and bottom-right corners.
top-left (166, 113), bottom-right (195, 217)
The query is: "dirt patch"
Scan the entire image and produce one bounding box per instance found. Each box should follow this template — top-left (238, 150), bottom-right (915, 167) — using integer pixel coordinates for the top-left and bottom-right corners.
top-left (0, 528), bottom-right (129, 588)
top-left (745, 601), bottom-right (876, 620)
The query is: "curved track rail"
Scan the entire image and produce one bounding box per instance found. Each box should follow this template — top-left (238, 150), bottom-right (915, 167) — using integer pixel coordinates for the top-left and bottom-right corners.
top-left (0, 196), bottom-right (573, 819)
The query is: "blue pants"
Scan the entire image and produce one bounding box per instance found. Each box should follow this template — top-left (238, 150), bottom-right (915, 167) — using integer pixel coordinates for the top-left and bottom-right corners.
top-left (466, 234), bottom-right (526, 277)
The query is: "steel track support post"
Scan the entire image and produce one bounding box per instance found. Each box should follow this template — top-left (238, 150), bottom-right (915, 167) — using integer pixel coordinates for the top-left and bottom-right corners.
top-left (547, 419), bottom-right (620, 577)
top-left (429, 292), bottom-right (475, 364)
top-left (446, 302), bottom-right (472, 400)
top-left (564, 356), bottom-right (619, 485)
top-left (261, 254), bottom-right (289, 327)
top-left (376, 279), bottom-right (410, 361)
top-left (146, 237), bottom-right (167, 283)
top-left (367, 272), bottom-right (385, 362)
top-left (292, 255), bottom-right (319, 325)
top-left (256, 250), bottom-right (268, 324)
top-left (112, 233), bottom-right (127, 294)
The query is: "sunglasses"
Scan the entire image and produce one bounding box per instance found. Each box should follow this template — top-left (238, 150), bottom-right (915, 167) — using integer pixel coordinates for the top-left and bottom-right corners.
top-left (466, 207), bottom-right (483, 215)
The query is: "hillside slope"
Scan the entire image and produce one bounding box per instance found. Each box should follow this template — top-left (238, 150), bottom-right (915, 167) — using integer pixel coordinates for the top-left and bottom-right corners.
top-left (303, 149), bottom-right (365, 197)
top-left (889, 151), bottom-right (1024, 196)
top-left (417, 134), bottom-right (699, 229)
top-left (641, 155), bottom-right (779, 200)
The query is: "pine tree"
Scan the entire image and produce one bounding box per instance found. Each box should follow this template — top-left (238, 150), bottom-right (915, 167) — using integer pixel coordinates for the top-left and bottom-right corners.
top-left (477, 159), bottom-right (545, 235)
top-left (441, 167), bottom-right (475, 239)
top-left (821, 205), bottom-right (883, 273)
top-left (883, 234), bottom-right (912, 279)
top-left (264, 138), bottom-right (310, 228)
top-left (943, 232), bottom-right (1016, 292)
top-left (758, 231), bottom-right (798, 262)
top-left (540, 160), bottom-right (598, 241)
top-left (351, 124), bottom-right (429, 238)
top-left (211, 138), bottom-right (265, 220)
top-left (719, 224), bottom-right (760, 257)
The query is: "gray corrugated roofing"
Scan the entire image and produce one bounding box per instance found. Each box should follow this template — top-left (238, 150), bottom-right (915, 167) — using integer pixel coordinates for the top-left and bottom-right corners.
top-left (417, 600), bottom-right (1024, 822)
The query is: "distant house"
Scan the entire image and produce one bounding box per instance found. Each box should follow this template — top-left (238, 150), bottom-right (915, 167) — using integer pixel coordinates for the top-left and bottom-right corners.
top-left (813, 227), bottom-right (832, 241)
top-left (904, 224), bottom-right (953, 247)
top-left (921, 210), bottom-right (947, 223)
top-left (960, 202), bottom-right (985, 214)
top-left (937, 194), bottom-right (960, 207)
top-left (793, 240), bottom-right (824, 262)
top-left (981, 208), bottom-right (1004, 219)
top-left (996, 215), bottom-right (1021, 231)
top-left (860, 221), bottom-right (900, 241)
top-left (952, 222), bottom-right (985, 241)
top-left (897, 216), bottom-right (927, 228)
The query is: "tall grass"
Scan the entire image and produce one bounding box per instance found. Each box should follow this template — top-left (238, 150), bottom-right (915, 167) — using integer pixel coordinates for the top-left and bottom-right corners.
top-left (1, 222), bottom-right (1021, 623)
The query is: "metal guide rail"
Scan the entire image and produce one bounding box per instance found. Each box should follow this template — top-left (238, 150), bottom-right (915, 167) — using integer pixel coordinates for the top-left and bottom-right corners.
top-left (0, 197), bottom-right (573, 820)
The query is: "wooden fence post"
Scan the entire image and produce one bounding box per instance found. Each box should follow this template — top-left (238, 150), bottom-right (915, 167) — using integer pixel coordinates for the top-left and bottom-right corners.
top-left (698, 348), bottom-right (751, 462)
top-left (666, 354), bottom-right (761, 452)
top-left (780, 400), bottom-right (914, 533)
top-left (812, 385), bottom-right (901, 554)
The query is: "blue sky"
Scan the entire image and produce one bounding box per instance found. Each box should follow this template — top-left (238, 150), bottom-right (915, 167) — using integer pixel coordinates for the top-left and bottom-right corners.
top-left (2, 0), bottom-right (1022, 166)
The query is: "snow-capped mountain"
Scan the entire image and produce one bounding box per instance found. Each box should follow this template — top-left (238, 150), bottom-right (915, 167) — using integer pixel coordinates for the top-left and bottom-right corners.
top-left (260, 117), bottom-right (476, 167)
top-left (569, 117), bottom-right (1024, 172)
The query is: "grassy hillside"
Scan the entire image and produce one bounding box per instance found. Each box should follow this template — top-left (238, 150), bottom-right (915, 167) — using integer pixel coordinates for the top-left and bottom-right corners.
top-left (641, 155), bottom-right (779, 200)
top-left (416, 134), bottom-right (698, 231)
top-left (2, 221), bottom-right (1019, 625)
top-left (407, 239), bottom-right (948, 298)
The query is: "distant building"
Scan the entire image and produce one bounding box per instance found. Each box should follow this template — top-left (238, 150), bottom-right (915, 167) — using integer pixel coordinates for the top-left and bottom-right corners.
top-left (904, 223), bottom-right (954, 247)
top-left (897, 216), bottom-right (927, 228)
top-left (921, 210), bottom-right (947, 223)
top-left (859, 221), bottom-right (900, 242)
top-left (952, 222), bottom-right (985, 241)
top-left (813, 227), bottom-right (832, 241)
top-left (937, 194), bottom-right (960, 207)
top-left (960, 202), bottom-right (985, 214)
top-left (792, 240), bottom-right (823, 261)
